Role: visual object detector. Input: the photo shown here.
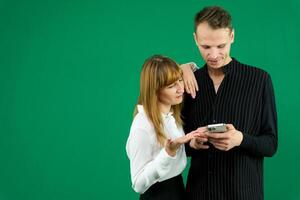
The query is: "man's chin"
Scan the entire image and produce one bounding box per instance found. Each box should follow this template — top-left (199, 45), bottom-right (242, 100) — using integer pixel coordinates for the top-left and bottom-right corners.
top-left (207, 62), bottom-right (223, 69)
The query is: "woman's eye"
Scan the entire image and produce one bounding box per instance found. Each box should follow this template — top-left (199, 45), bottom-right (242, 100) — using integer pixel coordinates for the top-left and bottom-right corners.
top-left (168, 84), bottom-right (175, 88)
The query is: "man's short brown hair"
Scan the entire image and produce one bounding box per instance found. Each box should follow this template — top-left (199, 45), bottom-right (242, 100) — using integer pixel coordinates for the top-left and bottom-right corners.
top-left (194, 6), bottom-right (232, 32)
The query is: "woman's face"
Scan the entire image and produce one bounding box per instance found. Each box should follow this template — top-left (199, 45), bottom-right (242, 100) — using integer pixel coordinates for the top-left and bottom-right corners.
top-left (158, 78), bottom-right (184, 107)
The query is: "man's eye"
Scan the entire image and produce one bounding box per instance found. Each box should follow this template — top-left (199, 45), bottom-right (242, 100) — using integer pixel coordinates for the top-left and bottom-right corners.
top-left (218, 44), bottom-right (226, 48)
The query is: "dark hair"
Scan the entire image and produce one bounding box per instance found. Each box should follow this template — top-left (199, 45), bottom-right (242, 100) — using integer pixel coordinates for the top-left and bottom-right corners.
top-left (194, 6), bottom-right (232, 32)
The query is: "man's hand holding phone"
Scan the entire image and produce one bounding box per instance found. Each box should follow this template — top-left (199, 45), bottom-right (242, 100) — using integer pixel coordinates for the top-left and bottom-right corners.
top-left (207, 124), bottom-right (243, 151)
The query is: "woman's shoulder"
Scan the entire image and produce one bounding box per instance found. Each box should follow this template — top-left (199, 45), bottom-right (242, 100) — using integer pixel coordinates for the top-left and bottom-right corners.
top-left (131, 111), bottom-right (153, 132)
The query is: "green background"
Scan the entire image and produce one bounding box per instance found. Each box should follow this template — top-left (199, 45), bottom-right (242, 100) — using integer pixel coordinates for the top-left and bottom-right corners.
top-left (0, 0), bottom-right (298, 199)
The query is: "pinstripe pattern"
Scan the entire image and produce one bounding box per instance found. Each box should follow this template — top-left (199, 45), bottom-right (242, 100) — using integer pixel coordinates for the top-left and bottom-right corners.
top-left (182, 58), bottom-right (277, 200)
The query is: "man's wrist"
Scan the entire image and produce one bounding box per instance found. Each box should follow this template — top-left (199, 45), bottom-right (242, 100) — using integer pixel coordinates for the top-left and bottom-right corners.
top-left (237, 131), bottom-right (243, 146)
top-left (180, 62), bottom-right (198, 72)
top-left (188, 62), bottom-right (198, 72)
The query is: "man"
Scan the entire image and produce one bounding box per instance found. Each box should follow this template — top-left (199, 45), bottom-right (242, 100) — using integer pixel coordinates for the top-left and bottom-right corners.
top-left (181, 6), bottom-right (278, 200)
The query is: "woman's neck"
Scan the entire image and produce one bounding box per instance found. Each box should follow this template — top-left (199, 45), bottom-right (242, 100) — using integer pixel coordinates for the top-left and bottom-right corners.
top-left (158, 103), bottom-right (171, 115)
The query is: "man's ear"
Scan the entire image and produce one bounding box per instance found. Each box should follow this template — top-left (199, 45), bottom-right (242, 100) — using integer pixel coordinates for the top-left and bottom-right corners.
top-left (230, 29), bottom-right (235, 43)
top-left (193, 32), bottom-right (199, 46)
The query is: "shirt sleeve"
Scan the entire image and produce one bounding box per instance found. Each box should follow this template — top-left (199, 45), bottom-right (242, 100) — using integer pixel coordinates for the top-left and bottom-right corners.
top-left (240, 74), bottom-right (278, 157)
top-left (126, 127), bottom-right (177, 194)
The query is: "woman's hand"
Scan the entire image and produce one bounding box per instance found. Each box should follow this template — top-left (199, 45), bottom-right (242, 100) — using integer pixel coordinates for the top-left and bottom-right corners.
top-left (189, 127), bottom-right (209, 150)
top-left (165, 131), bottom-right (202, 156)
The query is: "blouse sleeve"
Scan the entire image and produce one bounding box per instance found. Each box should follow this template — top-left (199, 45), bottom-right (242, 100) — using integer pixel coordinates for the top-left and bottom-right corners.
top-left (126, 127), bottom-right (177, 194)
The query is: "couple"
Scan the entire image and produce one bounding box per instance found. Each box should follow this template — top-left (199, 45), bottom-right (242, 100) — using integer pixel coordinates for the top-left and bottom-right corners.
top-left (126, 6), bottom-right (277, 200)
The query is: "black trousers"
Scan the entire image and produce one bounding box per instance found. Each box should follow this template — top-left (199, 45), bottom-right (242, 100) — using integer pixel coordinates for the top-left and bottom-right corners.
top-left (140, 174), bottom-right (185, 200)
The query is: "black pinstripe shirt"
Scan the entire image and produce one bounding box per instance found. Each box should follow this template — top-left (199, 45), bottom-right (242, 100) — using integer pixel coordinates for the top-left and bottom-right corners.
top-left (182, 58), bottom-right (277, 200)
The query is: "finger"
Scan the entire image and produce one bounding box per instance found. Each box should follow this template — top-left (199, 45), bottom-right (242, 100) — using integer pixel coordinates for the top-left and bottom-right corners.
top-left (215, 144), bottom-right (230, 151)
top-left (196, 126), bottom-right (208, 133)
top-left (190, 139), bottom-right (200, 149)
top-left (194, 140), bottom-right (209, 149)
top-left (213, 145), bottom-right (224, 151)
top-left (226, 124), bottom-right (234, 130)
top-left (195, 137), bottom-right (208, 143)
top-left (178, 136), bottom-right (192, 144)
top-left (190, 130), bottom-right (199, 136)
top-left (199, 144), bottom-right (209, 149)
top-left (194, 136), bottom-right (209, 142)
top-left (212, 143), bottom-right (226, 150)
top-left (193, 134), bottom-right (207, 139)
top-left (174, 134), bottom-right (193, 145)
top-left (186, 132), bottom-right (201, 141)
top-left (207, 133), bottom-right (229, 139)
top-left (209, 139), bottom-right (227, 146)
top-left (190, 129), bottom-right (205, 137)
top-left (189, 132), bottom-right (200, 140)
top-left (184, 80), bottom-right (191, 94)
top-left (194, 138), bottom-right (208, 145)
top-left (193, 77), bottom-right (199, 91)
top-left (189, 82), bottom-right (196, 98)
top-left (193, 142), bottom-right (203, 149)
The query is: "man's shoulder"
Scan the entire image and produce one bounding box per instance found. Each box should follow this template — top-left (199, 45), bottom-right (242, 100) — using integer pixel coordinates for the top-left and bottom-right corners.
top-left (235, 59), bottom-right (270, 79)
top-left (194, 65), bottom-right (207, 78)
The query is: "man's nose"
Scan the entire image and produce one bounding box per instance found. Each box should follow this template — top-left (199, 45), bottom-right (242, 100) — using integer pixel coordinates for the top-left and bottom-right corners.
top-left (209, 48), bottom-right (219, 59)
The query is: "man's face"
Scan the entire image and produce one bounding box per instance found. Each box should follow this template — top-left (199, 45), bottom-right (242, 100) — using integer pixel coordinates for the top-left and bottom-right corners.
top-left (194, 22), bottom-right (234, 69)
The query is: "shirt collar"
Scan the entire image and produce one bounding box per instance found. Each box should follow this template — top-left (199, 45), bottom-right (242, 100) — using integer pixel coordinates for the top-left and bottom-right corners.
top-left (137, 105), bottom-right (173, 118)
top-left (204, 57), bottom-right (237, 75)
top-left (137, 105), bottom-right (144, 113)
top-left (161, 111), bottom-right (174, 119)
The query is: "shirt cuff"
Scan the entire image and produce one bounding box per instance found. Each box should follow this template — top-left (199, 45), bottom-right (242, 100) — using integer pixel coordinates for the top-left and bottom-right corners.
top-left (240, 133), bottom-right (253, 149)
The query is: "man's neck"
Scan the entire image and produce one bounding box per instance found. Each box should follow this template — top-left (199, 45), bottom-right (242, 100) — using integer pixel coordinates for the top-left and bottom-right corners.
top-left (207, 56), bottom-right (232, 78)
top-left (208, 67), bottom-right (224, 77)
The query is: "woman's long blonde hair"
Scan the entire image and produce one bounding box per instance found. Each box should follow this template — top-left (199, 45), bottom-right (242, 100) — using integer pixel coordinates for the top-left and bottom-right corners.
top-left (134, 55), bottom-right (183, 146)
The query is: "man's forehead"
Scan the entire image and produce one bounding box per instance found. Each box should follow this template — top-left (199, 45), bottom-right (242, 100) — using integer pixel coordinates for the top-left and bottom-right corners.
top-left (196, 22), bottom-right (231, 35)
top-left (196, 33), bottom-right (230, 46)
top-left (195, 24), bottom-right (232, 45)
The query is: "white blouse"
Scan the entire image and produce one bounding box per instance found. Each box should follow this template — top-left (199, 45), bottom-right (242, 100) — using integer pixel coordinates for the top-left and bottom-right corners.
top-left (126, 105), bottom-right (187, 194)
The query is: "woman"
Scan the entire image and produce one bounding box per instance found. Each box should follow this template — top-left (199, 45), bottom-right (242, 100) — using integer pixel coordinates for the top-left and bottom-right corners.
top-left (126, 55), bottom-right (200, 200)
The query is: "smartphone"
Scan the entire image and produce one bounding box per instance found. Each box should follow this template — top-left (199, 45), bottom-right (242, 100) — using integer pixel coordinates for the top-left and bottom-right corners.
top-left (207, 123), bottom-right (227, 133)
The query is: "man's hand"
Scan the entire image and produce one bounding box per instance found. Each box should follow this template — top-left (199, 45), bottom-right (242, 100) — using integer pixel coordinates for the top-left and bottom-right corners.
top-left (180, 63), bottom-right (198, 99)
top-left (207, 124), bottom-right (243, 151)
top-left (189, 127), bottom-right (209, 150)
